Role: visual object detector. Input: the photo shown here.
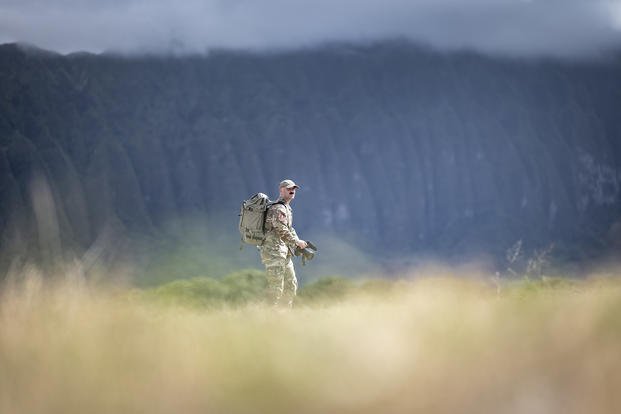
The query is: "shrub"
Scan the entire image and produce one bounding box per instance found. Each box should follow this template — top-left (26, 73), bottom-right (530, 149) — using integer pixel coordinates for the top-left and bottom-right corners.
top-left (298, 276), bottom-right (356, 303)
top-left (144, 269), bottom-right (267, 308)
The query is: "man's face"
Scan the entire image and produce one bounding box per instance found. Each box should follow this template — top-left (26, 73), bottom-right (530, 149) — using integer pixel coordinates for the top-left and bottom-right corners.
top-left (280, 186), bottom-right (297, 202)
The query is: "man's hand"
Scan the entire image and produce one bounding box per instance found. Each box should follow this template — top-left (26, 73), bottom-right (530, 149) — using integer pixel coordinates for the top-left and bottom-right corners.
top-left (296, 240), bottom-right (308, 249)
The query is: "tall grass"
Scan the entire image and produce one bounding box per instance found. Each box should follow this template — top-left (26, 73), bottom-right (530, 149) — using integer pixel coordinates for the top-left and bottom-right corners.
top-left (1, 266), bottom-right (621, 414)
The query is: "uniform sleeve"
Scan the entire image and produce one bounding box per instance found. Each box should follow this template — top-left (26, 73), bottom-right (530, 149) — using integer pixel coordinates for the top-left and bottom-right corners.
top-left (266, 205), bottom-right (299, 246)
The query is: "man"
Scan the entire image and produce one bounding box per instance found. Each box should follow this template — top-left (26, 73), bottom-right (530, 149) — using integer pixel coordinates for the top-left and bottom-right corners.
top-left (259, 179), bottom-right (308, 307)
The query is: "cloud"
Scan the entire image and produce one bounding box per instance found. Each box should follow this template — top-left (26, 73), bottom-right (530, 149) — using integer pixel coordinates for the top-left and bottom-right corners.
top-left (0, 0), bottom-right (620, 57)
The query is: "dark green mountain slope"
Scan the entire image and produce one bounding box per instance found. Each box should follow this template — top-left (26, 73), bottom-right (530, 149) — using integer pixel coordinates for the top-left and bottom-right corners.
top-left (1, 42), bottom-right (620, 273)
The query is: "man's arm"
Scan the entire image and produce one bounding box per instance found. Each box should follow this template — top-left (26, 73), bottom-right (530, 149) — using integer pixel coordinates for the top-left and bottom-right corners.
top-left (291, 227), bottom-right (307, 249)
top-left (266, 205), bottom-right (299, 246)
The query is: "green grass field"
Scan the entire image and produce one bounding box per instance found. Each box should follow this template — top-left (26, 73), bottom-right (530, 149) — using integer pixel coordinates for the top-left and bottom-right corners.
top-left (1, 267), bottom-right (621, 414)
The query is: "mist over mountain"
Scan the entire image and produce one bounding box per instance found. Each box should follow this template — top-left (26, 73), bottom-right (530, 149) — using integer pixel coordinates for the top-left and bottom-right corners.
top-left (3, 0), bottom-right (621, 57)
top-left (1, 41), bottom-right (621, 277)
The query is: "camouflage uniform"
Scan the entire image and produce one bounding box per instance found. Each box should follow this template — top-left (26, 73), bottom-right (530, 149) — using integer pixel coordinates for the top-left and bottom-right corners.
top-left (259, 199), bottom-right (300, 307)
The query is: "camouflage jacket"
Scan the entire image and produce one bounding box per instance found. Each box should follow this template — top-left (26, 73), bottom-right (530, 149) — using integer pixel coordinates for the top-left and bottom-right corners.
top-left (263, 200), bottom-right (299, 254)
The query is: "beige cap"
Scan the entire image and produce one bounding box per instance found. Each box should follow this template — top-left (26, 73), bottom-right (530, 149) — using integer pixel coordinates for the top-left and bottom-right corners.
top-left (279, 179), bottom-right (299, 189)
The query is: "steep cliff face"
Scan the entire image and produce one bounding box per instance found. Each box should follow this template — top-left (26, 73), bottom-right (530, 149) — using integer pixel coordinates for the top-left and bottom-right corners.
top-left (1, 42), bottom-right (620, 270)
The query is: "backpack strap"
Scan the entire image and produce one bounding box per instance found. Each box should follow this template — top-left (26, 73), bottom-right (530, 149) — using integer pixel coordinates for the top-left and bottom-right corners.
top-left (264, 200), bottom-right (288, 231)
top-left (267, 200), bottom-right (285, 208)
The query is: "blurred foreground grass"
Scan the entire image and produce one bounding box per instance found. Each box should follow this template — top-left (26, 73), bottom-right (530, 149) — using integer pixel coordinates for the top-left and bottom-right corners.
top-left (2, 267), bottom-right (621, 414)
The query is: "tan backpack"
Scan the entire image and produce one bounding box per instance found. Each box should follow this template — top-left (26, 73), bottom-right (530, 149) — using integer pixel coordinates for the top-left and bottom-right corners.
top-left (238, 193), bottom-right (283, 246)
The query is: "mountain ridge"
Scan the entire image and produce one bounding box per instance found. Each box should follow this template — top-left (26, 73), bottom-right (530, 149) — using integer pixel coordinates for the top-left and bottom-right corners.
top-left (1, 41), bottom-right (620, 275)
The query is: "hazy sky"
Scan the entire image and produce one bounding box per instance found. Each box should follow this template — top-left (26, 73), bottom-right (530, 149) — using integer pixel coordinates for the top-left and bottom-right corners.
top-left (1, 0), bottom-right (621, 57)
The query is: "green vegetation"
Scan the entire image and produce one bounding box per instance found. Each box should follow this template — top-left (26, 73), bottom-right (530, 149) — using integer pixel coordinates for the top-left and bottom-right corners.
top-left (140, 272), bottom-right (378, 307)
top-left (140, 267), bottom-right (594, 309)
top-left (141, 269), bottom-right (267, 308)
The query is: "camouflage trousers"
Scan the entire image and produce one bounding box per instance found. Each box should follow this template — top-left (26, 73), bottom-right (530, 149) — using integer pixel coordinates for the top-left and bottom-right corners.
top-left (259, 245), bottom-right (298, 308)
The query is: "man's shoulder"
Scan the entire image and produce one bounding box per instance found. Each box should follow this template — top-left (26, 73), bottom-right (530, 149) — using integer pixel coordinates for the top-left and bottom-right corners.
top-left (268, 202), bottom-right (288, 213)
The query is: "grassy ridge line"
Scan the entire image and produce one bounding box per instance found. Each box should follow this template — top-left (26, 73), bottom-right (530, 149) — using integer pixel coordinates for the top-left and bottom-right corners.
top-left (138, 268), bottom-right (617, 307)
top-left (138, 269), bottom-right (397, 308)
top-left (1, 271), bottom-right (621, 414)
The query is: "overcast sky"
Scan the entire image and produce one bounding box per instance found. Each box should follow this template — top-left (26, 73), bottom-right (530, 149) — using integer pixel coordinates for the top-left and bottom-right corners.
top-left (1, 0), bottom-right (621, 57)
